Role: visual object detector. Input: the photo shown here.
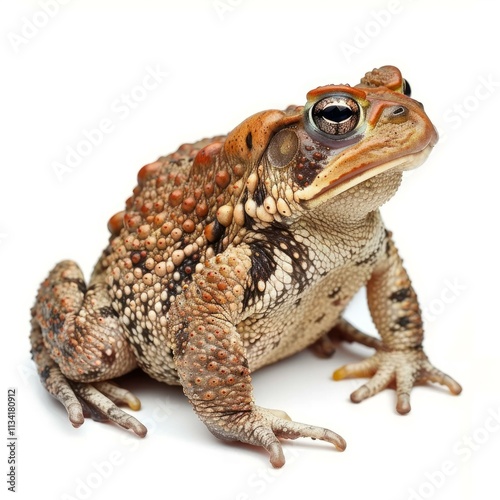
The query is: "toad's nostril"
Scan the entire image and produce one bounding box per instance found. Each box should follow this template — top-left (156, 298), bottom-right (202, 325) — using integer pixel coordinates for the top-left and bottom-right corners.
top-left (387, 106), bottom-right (408, 122)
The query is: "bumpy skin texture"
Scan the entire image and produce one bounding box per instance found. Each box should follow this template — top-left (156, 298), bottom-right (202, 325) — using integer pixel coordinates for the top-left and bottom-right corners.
top-left (31, 66), bottom-right (461, 467)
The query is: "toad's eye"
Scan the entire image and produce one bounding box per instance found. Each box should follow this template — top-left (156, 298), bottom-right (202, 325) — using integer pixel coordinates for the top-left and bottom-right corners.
top-left (311, 96), bottom-right (360, 136)
top-left (403, 79), bottom-right (411, 97)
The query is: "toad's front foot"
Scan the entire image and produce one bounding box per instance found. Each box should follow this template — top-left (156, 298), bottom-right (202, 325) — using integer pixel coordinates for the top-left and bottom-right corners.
top-left (333, 348), bottom-right (462, 414)
top-left (206, 406), bottom-right (346, 468)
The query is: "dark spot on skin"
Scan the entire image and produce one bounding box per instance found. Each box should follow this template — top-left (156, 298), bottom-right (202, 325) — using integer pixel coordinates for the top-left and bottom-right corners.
top-left (245, 246), bottom-right (276, 307)
top-left (294, 298), bottom-right (302, 307)
top-left (80, 369), bottom-right (104, 382)
top-left (30, 343), bottom-right (43, 356)
top-left (270, 337), bottom-right (281, 350)
top-left (355, 249), bottom-right (378, 266)
top-left (161, 273), bottom-right (194, 312)
top-left (180, 255), bottom-right (199, 276)
top-left (163, 253), bottom-right (198, 295)
top-left (130, 251), bottom-right (148, 270)
top-left (113, 282), bottom-right (134, 311)
top-left (63, 278), bottom-right (87, 294)
top-left (328, 287), bottom-right (341, 298)
top-left (239, 191), bottom-right (257, 232)
top-left (60, 343), bottom-right (77, 360)
top-left (384, 229), bottom-right (392, 257)
top-left (140, 327), bottom-right (154, 344)
top-left (396, 316), bottom-right (411, 328)
top-left (390, 288), bottom-right (411, 302)
top-left (210, 219), bottom-right (226, 245)
top-left (129, 338), bottom-right (144, 358)
top-left (253, 183), bottom-right (266, 206)
top-left (314, 313), bottom-right (326, 324)
top-left (83, 403), bottom-right (108, 421)
top-left (102, 348), bottom-right (116, 365)
top-left (98, 306), bottom-right (119, 318)
top-left (175, 320), bottom-right (190, 353)
top-left (40, 366), bottom-right (50, 383)
top-left (243, 223), bottom-right (310, 308)
top-left (246, 132), bottom-right (253, 150)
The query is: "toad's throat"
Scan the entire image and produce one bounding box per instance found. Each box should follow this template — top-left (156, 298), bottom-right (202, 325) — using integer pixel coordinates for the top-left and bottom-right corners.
top-left (297, 145), bottom-right (434, 204)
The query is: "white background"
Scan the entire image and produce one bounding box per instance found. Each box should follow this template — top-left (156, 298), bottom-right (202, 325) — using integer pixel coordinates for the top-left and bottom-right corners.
top-left (1, 1), bottom-right (498, 499)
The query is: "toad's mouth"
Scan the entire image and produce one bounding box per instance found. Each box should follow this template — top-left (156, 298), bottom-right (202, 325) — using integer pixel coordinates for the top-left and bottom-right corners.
top-left (296, 145), bottom-right (434, 206)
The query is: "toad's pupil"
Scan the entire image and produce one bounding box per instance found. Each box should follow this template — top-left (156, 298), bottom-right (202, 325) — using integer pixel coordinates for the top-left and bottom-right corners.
top-left (320, 104), bottom-right (353, 123)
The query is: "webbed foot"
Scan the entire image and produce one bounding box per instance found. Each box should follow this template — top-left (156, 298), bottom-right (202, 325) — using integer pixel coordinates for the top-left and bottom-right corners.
top-left (208, 405), bottom-right (346, 468)
top-left (333, 348), bottom-right (462, 414)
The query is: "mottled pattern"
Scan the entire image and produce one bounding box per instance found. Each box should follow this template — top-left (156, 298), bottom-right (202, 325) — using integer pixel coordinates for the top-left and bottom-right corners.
top-left (31, 66), bottom-right (461, 467)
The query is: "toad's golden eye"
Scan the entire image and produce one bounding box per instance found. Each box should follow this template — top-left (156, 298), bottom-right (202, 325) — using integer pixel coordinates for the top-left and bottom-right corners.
top-left (310, 96), bottom-right (360, 136)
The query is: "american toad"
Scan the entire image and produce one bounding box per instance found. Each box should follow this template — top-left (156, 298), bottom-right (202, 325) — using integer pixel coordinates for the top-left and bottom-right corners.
top-left (31, 65), bottom-right (461, 467)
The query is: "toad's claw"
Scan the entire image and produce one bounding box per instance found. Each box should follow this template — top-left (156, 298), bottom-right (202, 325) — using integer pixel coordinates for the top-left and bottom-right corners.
top-left (93, 381), bottom-right (142, 411)
top-left (71, 382), bottom-right (147, 436)
top-left (333, 348), bottom-right (462, 414)
top-left (208, 405), bottom-right (346, 468)
top-left (43, 362), bottom-right (147, 436)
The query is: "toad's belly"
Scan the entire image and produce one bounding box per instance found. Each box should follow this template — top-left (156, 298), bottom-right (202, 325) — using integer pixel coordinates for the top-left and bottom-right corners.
top-left (240, 265), bottom-right (373, 371)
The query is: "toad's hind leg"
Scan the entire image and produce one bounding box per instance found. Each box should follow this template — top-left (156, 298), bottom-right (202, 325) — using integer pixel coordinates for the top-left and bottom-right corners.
top-left (310, 318), bottom-right (382, 358)
top-left (30, 260), bottom-right (146, 436)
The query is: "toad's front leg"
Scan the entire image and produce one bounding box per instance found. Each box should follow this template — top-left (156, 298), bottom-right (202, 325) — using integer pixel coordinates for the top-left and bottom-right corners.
top-left (334, 232), bottom-right (462, 414)
top-left (172, 248), bottom-right (345, 467)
